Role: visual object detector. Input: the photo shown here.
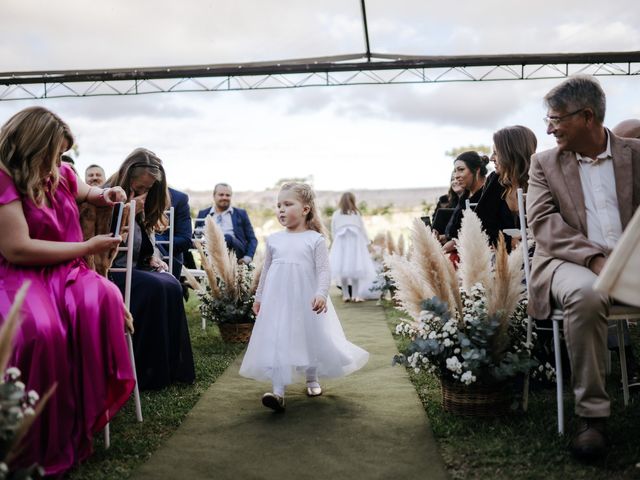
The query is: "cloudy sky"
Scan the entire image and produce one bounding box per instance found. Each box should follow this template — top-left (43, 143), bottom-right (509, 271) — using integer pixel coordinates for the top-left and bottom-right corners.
top-left (1, 0), bottom-right (639, 193)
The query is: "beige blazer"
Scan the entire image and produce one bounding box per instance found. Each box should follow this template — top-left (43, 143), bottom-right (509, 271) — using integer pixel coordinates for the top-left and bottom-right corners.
top-left (526, 131), bottom-right (640, 319)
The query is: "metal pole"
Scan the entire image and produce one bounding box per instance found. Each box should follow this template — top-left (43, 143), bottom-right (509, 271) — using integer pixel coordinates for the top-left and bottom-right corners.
top-left (360, 0), bottom-right (372, 62)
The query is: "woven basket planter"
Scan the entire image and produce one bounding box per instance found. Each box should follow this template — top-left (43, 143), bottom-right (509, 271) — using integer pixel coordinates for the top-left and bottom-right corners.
top-left (441, 378), bottom-right (510, 417)
top-left (218, 322), bottom-right (254, 344)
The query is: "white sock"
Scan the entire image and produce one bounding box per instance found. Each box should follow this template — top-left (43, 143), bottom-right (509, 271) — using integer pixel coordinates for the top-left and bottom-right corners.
top-left (351, 278), bottom-right (360, 298)
top-left (273, 384), bottom-right (285, 398)
top-left (340, 278), bottom-right (351, 298)
top-left (306, 368), bottom-right (319, 387)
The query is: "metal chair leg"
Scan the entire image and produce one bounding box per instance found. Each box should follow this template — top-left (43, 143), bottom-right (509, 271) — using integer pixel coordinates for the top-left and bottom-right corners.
top-left (552, 320), bottom-right (564, 435)
top-left (126, 333), bottom-right (143, 422)
top-left (617, 319), bottom-right (629, 407)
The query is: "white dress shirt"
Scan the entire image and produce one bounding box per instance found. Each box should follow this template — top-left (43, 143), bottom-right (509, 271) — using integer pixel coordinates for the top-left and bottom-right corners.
top-left (576, 131), bottom-right (622, 252)
top-left (211, 207), bottom-right (235, 237)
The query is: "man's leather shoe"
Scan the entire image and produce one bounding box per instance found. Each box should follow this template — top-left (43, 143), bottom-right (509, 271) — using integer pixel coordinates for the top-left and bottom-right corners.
top-left (571, 417), bottom-right (607, 461)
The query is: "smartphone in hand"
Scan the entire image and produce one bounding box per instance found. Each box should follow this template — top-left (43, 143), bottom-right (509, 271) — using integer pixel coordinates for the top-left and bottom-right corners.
top-left (109, 202), bottom-right (125, 237)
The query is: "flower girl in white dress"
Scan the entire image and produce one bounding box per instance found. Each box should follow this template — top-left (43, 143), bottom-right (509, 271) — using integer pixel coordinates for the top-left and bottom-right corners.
top-left (329, 192), bottom-right (377, 302)
top-left (239, 183), bottom-right (369, 412)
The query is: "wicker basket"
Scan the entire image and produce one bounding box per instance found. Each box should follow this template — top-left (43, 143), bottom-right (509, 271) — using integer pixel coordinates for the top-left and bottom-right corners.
top-left (441, 378), bottom-right (510, 417)
top-left (218, 322), bottom-right (254, 343)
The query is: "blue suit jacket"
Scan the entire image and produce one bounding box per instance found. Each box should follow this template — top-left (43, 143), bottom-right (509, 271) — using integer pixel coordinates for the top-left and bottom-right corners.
top-left (156, 187), bottom-right (193, 277)
top-left (196, 206), bottom-right (258, 259)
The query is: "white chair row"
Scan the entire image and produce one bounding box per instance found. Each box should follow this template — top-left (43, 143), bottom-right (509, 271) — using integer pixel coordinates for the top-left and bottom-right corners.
top-left (517, 188), bottom-right (639, 435)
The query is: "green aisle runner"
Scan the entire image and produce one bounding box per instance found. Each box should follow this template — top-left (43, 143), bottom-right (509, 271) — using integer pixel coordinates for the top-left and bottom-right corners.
top-left (132, 294), bottom-right (448, 480)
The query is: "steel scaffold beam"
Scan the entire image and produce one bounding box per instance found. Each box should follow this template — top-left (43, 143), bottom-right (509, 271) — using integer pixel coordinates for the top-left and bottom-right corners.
top-left (1, 51), bottom-right (639, 101)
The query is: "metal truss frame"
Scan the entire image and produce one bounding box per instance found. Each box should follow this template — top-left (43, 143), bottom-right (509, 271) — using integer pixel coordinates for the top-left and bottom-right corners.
top-left (1, 51), bottom-right (639, 101)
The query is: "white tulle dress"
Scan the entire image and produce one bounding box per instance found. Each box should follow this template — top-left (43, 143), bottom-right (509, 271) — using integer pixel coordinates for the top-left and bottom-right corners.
top-left (329, 212), bottom-right (378, 298)
top-left (239, 230), bottom-right (369, 387)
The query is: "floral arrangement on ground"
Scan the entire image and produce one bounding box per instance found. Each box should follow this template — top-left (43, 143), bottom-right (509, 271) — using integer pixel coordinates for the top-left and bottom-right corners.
top-left (195, 218), bottom-right (259, 326)
top-left (386, 212), bottom-right (555, 388)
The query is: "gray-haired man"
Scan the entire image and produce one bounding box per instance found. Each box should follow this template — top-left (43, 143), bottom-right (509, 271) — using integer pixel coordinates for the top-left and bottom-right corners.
top-left (527, 75), bottom-right (640, 460)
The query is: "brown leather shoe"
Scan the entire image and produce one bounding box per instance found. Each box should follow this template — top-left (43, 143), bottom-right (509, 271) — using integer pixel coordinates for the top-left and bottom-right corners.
top-left (571, 417), bottom-right (607, 461)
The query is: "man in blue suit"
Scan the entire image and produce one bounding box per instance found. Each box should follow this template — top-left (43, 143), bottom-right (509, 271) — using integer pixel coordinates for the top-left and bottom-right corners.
top-left (157, 187), bottom-right (193, 279)
top-left (196, 183), bottom-right (257, 264)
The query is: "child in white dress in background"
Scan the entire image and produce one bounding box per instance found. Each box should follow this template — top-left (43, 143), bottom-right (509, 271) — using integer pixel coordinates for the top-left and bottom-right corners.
top-left (329, 192), bottom-right (377, 302)
top-left (239, 183), bottom-right (369, 412)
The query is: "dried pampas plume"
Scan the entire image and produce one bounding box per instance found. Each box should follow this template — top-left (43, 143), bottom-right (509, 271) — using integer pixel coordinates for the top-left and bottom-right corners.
top-left (457, 210), bottom-right (491, 293)
top-left (205, 217), bottom-right (237, 299)
top-left (397, 234), bottom-right (406, 257)
top-left (384, 253), bottom-right (433, 319)
top-left (385, 231), bottom-right (397, 255)
top-left (0, 281), bottom-right (29, 374)
top-left (195, 239), bottom-right (220, 297)
top-left (410, 218), bottom-right (461, 318)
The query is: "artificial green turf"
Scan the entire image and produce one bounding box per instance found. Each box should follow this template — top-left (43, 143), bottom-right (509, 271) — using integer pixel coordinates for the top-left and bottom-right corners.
top-left (130, 294), bottom-right (448, 480)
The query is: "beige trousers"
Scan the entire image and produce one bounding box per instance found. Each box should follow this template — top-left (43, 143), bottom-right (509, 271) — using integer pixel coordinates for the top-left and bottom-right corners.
top-left (551, 261), bottom-right (611, 418)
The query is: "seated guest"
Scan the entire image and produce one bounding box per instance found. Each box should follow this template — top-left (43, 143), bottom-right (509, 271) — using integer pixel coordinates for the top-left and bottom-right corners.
top-left (527, 75), bottom-right (640, 460)
top-left (107, 148), bottom-right (195, 390)
top-left (85, 164), bottom-right (106, 186)
top-left (442, 151), bottom-right (489, 253)
top-left (196, 183), bottom-right (257, 264)
top-left (0, 107), bottom-right (135, 475)
top-left (435, 173), bottom-right (464, 212)
top-left (475, 125), bottom-right (538, 250)
top-left (434, 172), bottom-right (464, 238)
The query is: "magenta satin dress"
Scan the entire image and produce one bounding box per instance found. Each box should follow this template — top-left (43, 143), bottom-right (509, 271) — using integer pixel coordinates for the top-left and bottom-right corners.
top-left (0, 164), bottom-right (135, 476)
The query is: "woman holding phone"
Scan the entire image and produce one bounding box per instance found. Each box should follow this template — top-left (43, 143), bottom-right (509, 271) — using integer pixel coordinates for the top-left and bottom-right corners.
top-left (107, 148), bottom-right (195, 390)
top-left (0, 107), bottom-right (135, 475)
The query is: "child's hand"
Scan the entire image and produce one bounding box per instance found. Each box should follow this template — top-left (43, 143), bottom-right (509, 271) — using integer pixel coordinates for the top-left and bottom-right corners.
top-left (252, 301), bottom-right (261, 315)
top-left (311, 296), bottom-right (327, 314)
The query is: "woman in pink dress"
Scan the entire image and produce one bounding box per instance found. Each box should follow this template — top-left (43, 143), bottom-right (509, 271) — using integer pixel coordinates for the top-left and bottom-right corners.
top-left (0, 107), bottom-right (135, 475)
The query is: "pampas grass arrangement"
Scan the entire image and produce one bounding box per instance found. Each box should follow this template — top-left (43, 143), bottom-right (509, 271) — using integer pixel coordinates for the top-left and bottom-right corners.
top-left (388, 210), bottom-right (534, 388)
top-left (198, 217), bottom-right (258, 326)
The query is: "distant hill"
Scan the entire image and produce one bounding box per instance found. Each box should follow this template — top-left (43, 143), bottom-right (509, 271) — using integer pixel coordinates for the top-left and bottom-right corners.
top-left (184, 186), bottom-right (448, 211)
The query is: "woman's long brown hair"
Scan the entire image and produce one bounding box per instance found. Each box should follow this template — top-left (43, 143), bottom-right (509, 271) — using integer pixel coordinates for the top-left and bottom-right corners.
top-left (107, 148), bottom-right (169, 233)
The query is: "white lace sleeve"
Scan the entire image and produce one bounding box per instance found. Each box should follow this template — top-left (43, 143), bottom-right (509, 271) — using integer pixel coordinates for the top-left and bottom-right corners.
top-left (254, 240), bottom-right (272, 303)
top-left (314, 236), bottom-right (331, 299)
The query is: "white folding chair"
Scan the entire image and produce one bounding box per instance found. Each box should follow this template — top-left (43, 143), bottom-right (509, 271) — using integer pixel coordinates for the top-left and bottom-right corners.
top-left (155, 207), bottom-right (175, 272)
top-left (190, 217), bottom-right (209, 329)
top-left (105, 200), bottom-right (143, 448)
top-left (518, 188), bottom-right (637, 435)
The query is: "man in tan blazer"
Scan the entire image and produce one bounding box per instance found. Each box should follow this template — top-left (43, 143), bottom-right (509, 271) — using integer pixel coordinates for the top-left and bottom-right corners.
top-left (527, 75), bottom-right (640, 460)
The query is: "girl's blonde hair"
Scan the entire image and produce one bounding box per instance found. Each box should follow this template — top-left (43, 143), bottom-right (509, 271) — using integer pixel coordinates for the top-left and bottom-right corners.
top-left (0, 106), bottom-right (74, 206)
top-left (338, 192), bottom-right (360, 215)
top-left (107, 148), bottom-right (169, 232)
top-left (279, 182), bottom-right (327, 236)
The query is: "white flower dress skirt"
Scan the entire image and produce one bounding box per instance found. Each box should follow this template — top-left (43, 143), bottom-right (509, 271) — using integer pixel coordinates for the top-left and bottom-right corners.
top-left (239, 230), bottom-right (369, 387)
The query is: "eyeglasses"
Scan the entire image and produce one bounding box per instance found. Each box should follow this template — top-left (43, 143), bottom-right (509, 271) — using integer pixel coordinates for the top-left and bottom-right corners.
top-left (543, 108), bottom-right (584, 128)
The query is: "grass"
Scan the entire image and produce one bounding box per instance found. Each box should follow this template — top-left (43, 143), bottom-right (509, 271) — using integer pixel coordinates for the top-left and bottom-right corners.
top-left (383, 301), bottom-right (640, 480)
top-left (67, 296), bottom-right (244, 480)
